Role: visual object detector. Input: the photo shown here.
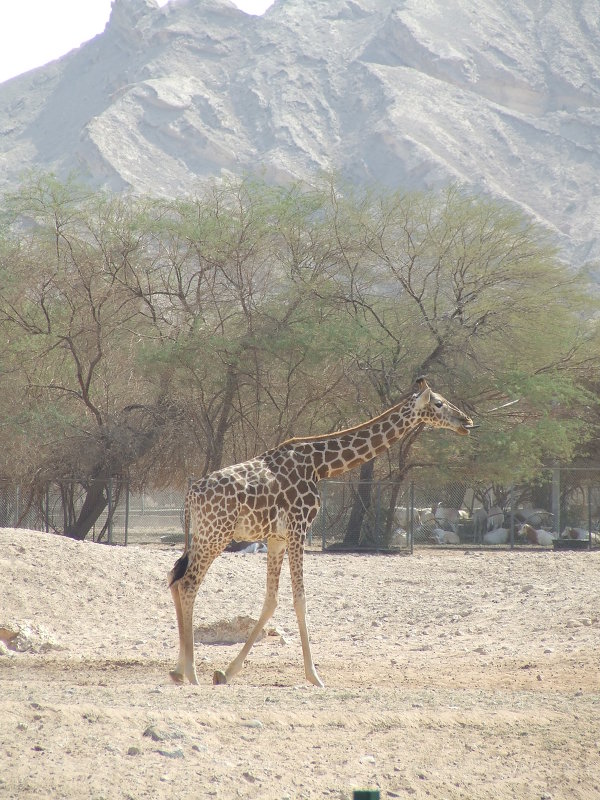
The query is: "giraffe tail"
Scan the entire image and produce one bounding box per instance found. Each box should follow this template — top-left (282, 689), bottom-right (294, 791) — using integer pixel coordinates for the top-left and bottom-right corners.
top-left (183, 496), bottom-right (190, 553)
top-left (168, 551), bottom-right (189, 587)
top-left (168, 495), bottom-right (191, 588)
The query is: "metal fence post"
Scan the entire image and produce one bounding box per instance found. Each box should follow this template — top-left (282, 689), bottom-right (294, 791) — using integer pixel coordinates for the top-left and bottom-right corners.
top-left (45, 484), bottom-right (50, 533)
top-left (107, 478), bottom-right (113, 545)
top-left (552, 468), bottom-right (560, 534)
top-left (409, 481), bottom-right (415, 555)
top-left (588, 486), bottom-right (593, 551)
top-left (374, 482), bottom-right (381, 552)
top-left (321, 481), bottom-right (327, 552)
top-left (124, 482), bottom-right (130, 547)
top-left (509, 485), bottom-right (515, 549)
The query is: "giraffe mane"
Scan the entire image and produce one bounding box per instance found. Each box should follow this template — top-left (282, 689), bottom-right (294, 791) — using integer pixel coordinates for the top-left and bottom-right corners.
top-left (280, 389), bottom-right (416, 447)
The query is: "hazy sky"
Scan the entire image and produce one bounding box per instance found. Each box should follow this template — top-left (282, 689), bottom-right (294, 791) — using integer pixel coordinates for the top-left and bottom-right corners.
top-left (0, 0), bottom-right (275, 84)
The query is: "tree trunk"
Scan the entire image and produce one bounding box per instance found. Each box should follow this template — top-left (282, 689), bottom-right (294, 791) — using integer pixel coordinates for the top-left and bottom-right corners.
top-left (64, 480), bottom-right (109, 540)
top-left (383, 479), bottom-right (403, 543)
top-left (382, 428), bottom-right (424, 543)
top-left (203, 363), bottom-right (238, 475)
top-left (342, 460), bottom-right (375, 548)
top-left (342, 426), bottom-right (423, 549)
top-left (57, 403), bottom-right (168, 540)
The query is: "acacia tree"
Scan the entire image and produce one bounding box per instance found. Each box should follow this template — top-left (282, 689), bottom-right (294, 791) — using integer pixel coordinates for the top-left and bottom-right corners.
top-left (0, 175), bottom-right (365, 536)
top-left (306, 182), bottom-right (598, 546)
top-left (0, 176), bottom-right (174, 537)
top-left (125, 178), bottom-right (362, 480)
top-left (0, 174), bottom-right (597, 541)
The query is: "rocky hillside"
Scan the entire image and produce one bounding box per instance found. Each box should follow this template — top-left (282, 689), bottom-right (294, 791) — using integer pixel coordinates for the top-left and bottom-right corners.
top-left (1, 0), bottom-right (599, 264)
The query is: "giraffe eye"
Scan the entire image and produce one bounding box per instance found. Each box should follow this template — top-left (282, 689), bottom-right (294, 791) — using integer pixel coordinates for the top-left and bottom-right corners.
top-left (435, 401), bottom-right (443, 409)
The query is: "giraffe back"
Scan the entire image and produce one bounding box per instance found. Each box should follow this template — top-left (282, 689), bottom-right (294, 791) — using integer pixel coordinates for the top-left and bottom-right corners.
top-left (186, 449), bottom-right (321, 550)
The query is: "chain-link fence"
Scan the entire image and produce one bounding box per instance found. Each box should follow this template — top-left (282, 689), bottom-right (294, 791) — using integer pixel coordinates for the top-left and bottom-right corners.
top-left (314, 468), bottom-right (600, 551)
top-left (60, 484), bottom-right (186, 545)
top-left (0, 484), bottom-right (43, 531)
top-left (118, 487), bottom-right (186, 545)
top-left (2, 468), bottom-right (600, 551)
top-left (0, 481), bottom-right (186, 546)
top-left (309, 479), bottom-right (413, 552)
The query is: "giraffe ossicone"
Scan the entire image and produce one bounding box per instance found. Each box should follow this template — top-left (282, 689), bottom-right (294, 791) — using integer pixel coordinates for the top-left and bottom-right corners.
top-left (168, 377), bottom-right (474, 687)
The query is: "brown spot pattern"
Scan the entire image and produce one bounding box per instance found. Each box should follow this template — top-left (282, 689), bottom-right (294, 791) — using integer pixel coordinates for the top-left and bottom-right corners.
top-left (168, 380), bottom-right (472, 687)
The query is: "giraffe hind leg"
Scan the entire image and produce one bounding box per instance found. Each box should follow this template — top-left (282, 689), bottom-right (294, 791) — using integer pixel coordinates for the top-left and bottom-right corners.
top-left (168, 550), bottom-right (214, 685)
top-left (288, 537), bottom-right (324, 687)
top-left (169, 580), bottom-right (186, 684)
top-left (168, 552), bottom-right (189, 684)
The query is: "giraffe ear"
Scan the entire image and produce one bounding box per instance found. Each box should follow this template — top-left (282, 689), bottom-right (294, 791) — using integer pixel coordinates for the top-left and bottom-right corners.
top-left (414, 387), bottom-right (431, 410)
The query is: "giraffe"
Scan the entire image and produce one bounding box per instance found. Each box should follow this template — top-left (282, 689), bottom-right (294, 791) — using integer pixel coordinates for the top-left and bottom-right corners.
top-left (168, 377), bottom-right (474, 687)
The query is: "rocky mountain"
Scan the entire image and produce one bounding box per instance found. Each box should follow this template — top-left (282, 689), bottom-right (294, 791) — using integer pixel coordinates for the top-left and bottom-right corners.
top-left (1, 0), bottom-right (599, 265)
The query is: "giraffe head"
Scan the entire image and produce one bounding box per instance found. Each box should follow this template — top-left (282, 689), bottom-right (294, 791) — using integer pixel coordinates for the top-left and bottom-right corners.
top-left (412, 377), bottom-right (474, 435)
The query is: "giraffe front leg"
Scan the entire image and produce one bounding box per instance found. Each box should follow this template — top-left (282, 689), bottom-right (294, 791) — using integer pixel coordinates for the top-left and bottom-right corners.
top-left (212, 605), bottom-right (272, 685)
top-left (288, 539), bottom-right (324, 688)
top-left (214, 539), bottom-right (286, 685)
top-left (294, 591), bottom-right (324, 688)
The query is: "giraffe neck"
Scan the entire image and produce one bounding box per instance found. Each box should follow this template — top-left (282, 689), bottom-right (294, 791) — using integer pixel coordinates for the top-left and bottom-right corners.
top-left (292, 394), bottom-right (422, 480)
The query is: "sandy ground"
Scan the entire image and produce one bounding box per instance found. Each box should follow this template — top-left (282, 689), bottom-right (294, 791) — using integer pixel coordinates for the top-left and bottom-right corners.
top-left (1, 528), bottom-right (599, 800)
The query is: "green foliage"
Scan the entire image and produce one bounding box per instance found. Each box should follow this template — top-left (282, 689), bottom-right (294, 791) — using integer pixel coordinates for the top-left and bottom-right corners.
top-left (0, 171), bottom-right (598, 502)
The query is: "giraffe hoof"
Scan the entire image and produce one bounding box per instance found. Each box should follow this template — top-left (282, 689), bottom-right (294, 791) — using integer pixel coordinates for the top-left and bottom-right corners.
top-left (169, 670), bottom-right (185, 685)
top-left (307, 672), bottom-right (325, 688)
top-left (213, 669), bottom-right (228, 685)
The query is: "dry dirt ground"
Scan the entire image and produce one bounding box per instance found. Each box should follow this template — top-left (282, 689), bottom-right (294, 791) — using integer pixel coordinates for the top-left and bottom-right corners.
top-left (1, 528), bottom-right (599, 800)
